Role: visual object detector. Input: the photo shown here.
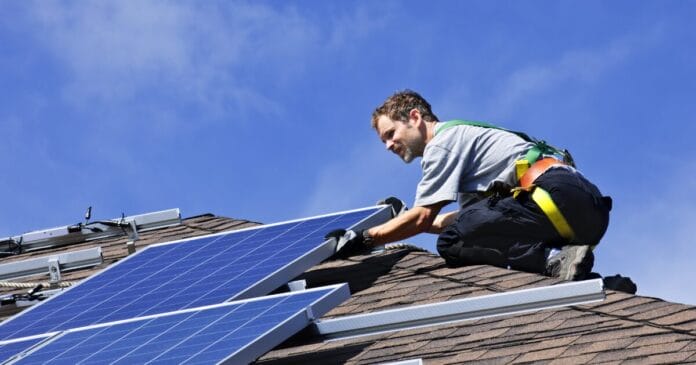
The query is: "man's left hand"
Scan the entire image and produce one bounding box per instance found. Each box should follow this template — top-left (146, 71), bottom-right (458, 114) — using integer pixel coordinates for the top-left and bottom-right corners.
top-left (377, 196), bottom-right (408, 218)
top-left (325, 229), bottom-right (370, 258)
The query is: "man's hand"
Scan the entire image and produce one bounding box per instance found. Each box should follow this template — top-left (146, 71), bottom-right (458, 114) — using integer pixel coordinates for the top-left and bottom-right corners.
top-left (325, 229), bottom-right (370, 258)
top-left (377, 196), bottom-right (408, 218)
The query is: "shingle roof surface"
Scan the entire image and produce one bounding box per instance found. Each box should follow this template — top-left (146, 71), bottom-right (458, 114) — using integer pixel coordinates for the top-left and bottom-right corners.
top-left (2, 214), bottom-right (695, 364)
top-left (257, 251), bottom-right (696, 365)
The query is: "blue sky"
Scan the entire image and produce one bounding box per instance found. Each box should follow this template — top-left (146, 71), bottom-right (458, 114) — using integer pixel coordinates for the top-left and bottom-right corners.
top-left (1, 2), bottom-right (694, 304)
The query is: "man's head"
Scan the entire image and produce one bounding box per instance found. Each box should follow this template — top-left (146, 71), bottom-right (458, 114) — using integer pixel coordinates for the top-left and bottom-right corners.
top-left (371, 90), bottom-right (439, 163)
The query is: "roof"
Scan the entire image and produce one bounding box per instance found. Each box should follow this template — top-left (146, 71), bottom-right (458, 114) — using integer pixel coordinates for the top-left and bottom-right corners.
top-left (2, 211), bottom-right (696, 364)
top-left (260, 251), bottom-right (696, 364)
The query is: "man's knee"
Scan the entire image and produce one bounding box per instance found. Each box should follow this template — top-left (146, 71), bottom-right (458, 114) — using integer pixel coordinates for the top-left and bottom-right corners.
top-left (436, 224), bottom-right (462, 264)
top-left (436, 228), bottom-right (506, 268)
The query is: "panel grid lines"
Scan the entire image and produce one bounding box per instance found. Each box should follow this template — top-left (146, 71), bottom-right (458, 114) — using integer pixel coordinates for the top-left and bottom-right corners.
top-left (0, 207), bottom-right (381, 341)
top-left (12, 288), bottom-right (339, 365)
top-left (0, 338), bottom-right (43, 364)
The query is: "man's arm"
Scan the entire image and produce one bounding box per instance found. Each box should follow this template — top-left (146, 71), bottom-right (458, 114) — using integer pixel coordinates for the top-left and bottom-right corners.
top-left (366, 201), bottom-right (448, 245)
top-left (427, 210), bottom-right (458, 234)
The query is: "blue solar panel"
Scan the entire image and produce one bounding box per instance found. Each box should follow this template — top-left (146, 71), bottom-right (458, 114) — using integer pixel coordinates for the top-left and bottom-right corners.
top-left (12, 285), bottom-right (348, 365)
top-left (0, 206), bottom-right (388, 341)
top-left (0, 338), bottom-right (44, 363)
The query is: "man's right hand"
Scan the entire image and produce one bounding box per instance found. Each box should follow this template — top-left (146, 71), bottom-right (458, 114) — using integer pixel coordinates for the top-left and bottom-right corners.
top-left (377, 196), bottom-right (408, 218)
top-left (325, 229), bottom-right (368, 258)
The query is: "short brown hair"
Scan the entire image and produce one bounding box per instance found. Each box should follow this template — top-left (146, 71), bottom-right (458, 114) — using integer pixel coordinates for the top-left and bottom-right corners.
top-left (371, 89), bottom-right (439, 128)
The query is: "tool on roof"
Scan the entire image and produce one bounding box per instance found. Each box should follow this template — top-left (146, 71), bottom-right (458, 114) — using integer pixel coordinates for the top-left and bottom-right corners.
top-left (0, 284), bottom-right (45, 306)
top-left (0, 282), bottom-right (68, 315)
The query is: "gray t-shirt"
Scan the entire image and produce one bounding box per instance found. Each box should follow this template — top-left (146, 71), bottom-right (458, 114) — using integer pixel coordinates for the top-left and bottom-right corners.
top-left (414, 123), bottom-right (535, 208)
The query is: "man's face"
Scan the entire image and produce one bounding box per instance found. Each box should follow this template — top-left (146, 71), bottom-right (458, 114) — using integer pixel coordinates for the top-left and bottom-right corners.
top-left (375, 114), bottom-right (425, 163)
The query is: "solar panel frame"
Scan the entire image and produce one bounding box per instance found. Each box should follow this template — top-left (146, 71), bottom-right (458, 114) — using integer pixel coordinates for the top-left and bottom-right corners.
top-left (0, 337), bottom-right (49, 364)
top-left (231, 205), bottom-right (390, 300)
top-left (0, 206), bottom-right (390, 341)
top-left (6, 284), bottom-right (349, 365)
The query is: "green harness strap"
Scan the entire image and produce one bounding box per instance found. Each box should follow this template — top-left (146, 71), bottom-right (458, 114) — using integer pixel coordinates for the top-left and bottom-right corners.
top-left (434, 119), bottom-right (572, 166)
top-left (436, 120), bottom-right (578, 242)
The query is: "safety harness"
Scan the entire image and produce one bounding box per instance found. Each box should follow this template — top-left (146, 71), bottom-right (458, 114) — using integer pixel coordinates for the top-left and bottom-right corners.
top-left (435, 120), bottom-right (577, 242)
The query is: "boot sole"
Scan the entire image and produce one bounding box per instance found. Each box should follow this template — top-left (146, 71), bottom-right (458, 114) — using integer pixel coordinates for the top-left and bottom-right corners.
top-left (557, 245), bottom-right (590, 281)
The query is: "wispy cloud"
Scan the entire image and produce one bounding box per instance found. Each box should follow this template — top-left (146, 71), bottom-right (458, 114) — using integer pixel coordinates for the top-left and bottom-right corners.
top-left (492, 41), bottom-right (631, 116)
top-left (437, 27), bottom-right (663, 121)
top-left (325, 2), bottom-right (398, 50)
top-left (27, 1), bottom-right (321, 122)
top-left (302, 139), bottom-right (422, 217)
top-left (0, 1), bottom-right (404, 236)
top-left (24, 1), bottom-right (399, 127)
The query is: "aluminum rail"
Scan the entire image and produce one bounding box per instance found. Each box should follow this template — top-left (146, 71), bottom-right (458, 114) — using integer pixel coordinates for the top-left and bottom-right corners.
top-left (315, 278), bottom-right (605, 340)
top-left (0, 247), bottom-right (103, 281)
top-left (2, 209), bottom-right (181, 252)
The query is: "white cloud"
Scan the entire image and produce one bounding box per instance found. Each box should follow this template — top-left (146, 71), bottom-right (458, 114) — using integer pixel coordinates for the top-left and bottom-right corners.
top-left (3, 1), bottom-right (403, 236)
top-left (27, 1), bottom-right (321, 120)
top-left (32, 2), bottom-right (193, 100)
top-left (24, 1), bottom-right (398, 127)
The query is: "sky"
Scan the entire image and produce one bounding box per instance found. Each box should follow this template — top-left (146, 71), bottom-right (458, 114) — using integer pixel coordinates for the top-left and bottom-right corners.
top-left (0, 1), bottom-right (694, 304)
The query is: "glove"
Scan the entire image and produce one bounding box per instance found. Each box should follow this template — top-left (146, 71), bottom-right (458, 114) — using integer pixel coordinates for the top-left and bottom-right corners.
top-left (325, 229), bottom-right (370, 258)
top-left (377, 196), bottom-right (408, 218)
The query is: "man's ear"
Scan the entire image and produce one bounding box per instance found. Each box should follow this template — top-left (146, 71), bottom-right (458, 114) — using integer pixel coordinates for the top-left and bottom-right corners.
top-left (408, 108), bottom-right (422, 125)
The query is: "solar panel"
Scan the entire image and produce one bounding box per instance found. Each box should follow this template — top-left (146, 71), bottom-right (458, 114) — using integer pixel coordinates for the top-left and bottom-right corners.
top-left (6, 284), bottom-right (349, 365)
top-left (0, 338), bottom-right (45, 364)
top-left (0, 206), bottom-right (389, 341)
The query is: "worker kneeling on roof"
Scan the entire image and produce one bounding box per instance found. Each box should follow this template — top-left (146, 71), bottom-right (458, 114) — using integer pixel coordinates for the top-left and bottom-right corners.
top-left (326, 89), bottom-right (612, 281)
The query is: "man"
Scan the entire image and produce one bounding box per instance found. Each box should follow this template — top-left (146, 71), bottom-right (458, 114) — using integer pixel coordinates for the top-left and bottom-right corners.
top-left (328, 90), bottom-right (611, 280)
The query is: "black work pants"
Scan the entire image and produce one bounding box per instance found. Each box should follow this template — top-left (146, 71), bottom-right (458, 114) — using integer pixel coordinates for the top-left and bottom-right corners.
top-left (436, 168), bottom-right (611, 273)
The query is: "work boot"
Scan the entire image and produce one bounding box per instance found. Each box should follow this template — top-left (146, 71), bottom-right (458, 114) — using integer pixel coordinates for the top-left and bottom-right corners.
top-left (545, 245), bottom-right (594, 281)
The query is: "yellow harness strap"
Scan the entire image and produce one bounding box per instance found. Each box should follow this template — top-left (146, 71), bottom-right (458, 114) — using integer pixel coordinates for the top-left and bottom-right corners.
top-left (513, 158), bottom-right (576, 242)
top-left (530, 187), bottom-right (576, 241)
top-left (515, 159), bottom-right (530, 181)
